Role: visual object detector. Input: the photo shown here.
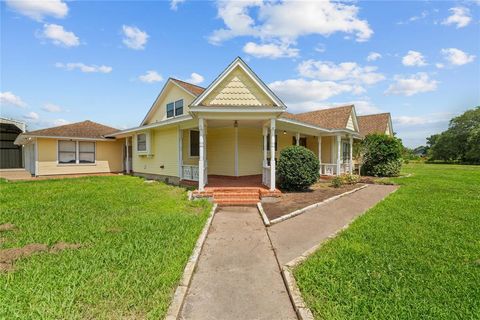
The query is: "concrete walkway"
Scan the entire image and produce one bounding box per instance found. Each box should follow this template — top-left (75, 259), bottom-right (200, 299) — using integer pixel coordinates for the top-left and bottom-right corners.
top-left (269, 184), bottom-right (398, 265)
top-left (180, 206), bottom-right (296, 320)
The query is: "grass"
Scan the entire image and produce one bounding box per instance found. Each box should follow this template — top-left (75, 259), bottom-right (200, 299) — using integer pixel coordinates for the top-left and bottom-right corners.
top-left (0, 175), bottom-right (211, 319)
top-left (294, 163), bottom-right (480, 319)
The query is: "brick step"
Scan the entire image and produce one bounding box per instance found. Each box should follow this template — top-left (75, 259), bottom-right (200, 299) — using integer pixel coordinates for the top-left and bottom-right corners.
top-left (213, 192), bottom-right (259, 198)
top-left (215, 199), bottom-right (259, 205)
top-left (207, 187), bottom-right (262, 193)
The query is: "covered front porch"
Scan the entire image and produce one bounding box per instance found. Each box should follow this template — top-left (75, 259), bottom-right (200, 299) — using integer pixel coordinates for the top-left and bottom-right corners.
top-left (179, 117), bottom-right (358, 196)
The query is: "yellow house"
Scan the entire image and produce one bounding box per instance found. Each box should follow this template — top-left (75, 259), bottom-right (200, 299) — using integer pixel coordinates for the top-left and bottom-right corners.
top-left (109, 57), bottom-right (394, 194)
top-left (15, 120), bottom-right (124, 176)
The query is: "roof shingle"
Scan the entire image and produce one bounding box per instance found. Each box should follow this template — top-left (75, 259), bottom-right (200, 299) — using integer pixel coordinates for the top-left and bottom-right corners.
top-left (281, 105), bottom-right (354, 129)
top-left (24, 120), bottom-right (119, 139)
top-left (170, 78), bottom-right (205, 96)
top-left (357, 113), bottom-right (391, 136)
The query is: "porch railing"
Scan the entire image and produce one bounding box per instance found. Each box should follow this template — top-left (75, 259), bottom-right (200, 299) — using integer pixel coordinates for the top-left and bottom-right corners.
top-left (262, 165), bottom-right (270, 186)
top-left (182, 165), bottom-right (199, 181)
top-left (320, 163), bottom-right (352, 176)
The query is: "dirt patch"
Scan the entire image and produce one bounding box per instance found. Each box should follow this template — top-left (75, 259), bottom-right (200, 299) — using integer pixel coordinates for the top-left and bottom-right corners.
top-left (262, 183), bottom-right (363, 221)
top-left (50, 242), bottom-right (83, 253)
top-left (0, 223), bottom-right (16, 232)
top-left (0, 242), bottom-right (83, 272)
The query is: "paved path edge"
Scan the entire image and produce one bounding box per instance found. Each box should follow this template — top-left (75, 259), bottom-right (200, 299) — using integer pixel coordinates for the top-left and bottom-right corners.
top-left (269, 184), bottom-right (369, 226)
top-left (165, 204), bottom-right (218, 320)
top-left (277, 186), bottom-right (399, 320)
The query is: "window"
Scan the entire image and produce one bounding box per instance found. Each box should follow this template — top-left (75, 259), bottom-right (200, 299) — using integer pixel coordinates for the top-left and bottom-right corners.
top-left (266, 134), bottom-right (278, 151)
top-left (58, 140), bottom-right (96, 164)
top-left (58, 141), bottom-right (76, 164)
top-left (166, 102), bottom-right (174, 118)
top-left (175, 99), bottom-right (183, 116)
top-left (79, 141), bottom-right (95, 163)
top-left (292, 136), bottom-right (307, 147)
top-left (137, 133), bottom-right (147, 152)
top-left (342, 142), bottom-right (350, 162)
top-left (189, 130), bottom-right (199, 157)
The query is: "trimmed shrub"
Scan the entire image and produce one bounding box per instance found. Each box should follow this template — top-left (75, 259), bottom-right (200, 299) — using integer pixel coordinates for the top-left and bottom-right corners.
top-left (361, 134), bottom-right (403, 177)
top-left (331, 176), bottom-right (343, 188)
top-left (277, 145), bottom-right (319, 191)
top-left (330, 174), bottom-right (360, 188)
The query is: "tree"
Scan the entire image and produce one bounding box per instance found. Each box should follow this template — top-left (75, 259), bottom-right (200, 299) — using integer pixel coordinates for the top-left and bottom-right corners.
top-left (428, 107), bottom-right (480, 163)
top-left (361, 134), bottom-right (403, 177)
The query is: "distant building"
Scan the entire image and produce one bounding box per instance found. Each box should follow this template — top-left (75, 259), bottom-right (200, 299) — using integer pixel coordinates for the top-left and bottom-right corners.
top-left (0, 117), bottom-right (26, 169)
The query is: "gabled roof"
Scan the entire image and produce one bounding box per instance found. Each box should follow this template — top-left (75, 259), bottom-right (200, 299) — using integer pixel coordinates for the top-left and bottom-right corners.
top-left (141, 78), bottom-right (205, 125)
top-left (170, 78), bottom-right (205, 96)
top-left (282, 105), bottom-right (355, 130)
top-left (21, 120), bottom-right (118, 139)
top-left (191, 57), bottom-right (286, 108)
top-left (358, 113), bottom-right (392, 136)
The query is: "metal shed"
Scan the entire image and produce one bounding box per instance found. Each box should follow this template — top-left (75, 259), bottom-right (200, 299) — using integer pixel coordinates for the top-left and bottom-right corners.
top-left (0, 117), bottom-right (26, 169)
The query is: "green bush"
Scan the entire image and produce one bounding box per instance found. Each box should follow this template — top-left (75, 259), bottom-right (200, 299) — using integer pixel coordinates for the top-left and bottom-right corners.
top-left (361, 134), bottom-right (403, 177)
top-left (277, 145), bottom-right (319, 191)
top-left (330, 174), bottom-right (360, 188)
top-left (331, 176), bottom-right (343, 188)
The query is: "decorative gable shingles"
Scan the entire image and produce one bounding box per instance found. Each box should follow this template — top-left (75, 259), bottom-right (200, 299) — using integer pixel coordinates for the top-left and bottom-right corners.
top-left (202, 66), bottom-right (275, 107)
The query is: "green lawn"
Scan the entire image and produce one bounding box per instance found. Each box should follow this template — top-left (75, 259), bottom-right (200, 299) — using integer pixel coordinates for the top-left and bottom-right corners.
top-left (294, 163), bottom-right (480, 319)
top-left (0, 176), bottom-right (211, 319)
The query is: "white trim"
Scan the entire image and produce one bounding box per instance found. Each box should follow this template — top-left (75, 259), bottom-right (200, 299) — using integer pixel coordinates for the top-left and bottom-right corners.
top-left (277, 118), bottom-right (333, 133)
top-left (198, 118), bottom-right (205, 191)
top-left (141, 79), bottom-right (198, 126)
top-left (349, 135), bottom-right (353, 174)
top-left (318, 136), bottom-right (322, 167)
top-left (270, 118), bottom-right (276, 191)
top-left (178, 128), bottom-right (183, 177)
top-left (234, 124), bottom-right (238, 176)
top-left (191, 57), bottom-right (286, 108)
top-left (336, 135), bottom-right (341, 176)
top-left (108, 114), bottom-right (193, 137)
top-left (17, 135), bottom-right (114, 142)
top-left (34, 138), bottom-right (38, 176)
top-left (189, 106), bottom-right (284, 113)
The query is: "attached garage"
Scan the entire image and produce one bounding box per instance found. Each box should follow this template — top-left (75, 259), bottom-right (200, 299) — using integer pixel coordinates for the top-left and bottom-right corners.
top-left (0, 117), bottom-right (26, 169)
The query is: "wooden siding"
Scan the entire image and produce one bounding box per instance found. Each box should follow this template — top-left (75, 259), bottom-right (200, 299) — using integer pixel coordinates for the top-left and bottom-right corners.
top-left (36, 138), bottom-right (124, 176)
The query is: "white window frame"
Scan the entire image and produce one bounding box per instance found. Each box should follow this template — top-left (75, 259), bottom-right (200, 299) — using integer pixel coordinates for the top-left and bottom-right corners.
top-left (166, 99), bottom-right (184, 119)
top-left (57, 140), bottom-right (96, 165)
top-left (188, 129), bottom-right (199, 158)
top-left (136, 132), bottom-right (151, 155)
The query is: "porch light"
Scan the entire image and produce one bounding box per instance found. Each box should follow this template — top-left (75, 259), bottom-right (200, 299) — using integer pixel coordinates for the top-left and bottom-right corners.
top-left (283, 130), bottom-right (286, 135)
top-left (234, 120), bottom-right (238, 128)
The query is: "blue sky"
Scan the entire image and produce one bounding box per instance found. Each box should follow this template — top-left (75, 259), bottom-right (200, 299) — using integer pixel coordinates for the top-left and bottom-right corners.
top-left (1, 0), bottom-right (479, 147)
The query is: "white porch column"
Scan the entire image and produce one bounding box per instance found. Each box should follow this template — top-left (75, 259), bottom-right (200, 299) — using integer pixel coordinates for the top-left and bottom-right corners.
top-left (318, 136), bottom-right (322, 174)
top-left (234, 121), bottom-right (238, 177)
top-left (125, 137), bottom-right (130, 174)
top-left (198, 118), bottom-right (205, 191)
top-left (336, 135), bottom-right (341, 176)
top-left (349, 135), bottom-right (353, 174)
top-left (270, 119), bottom-right (276, 191)
top-left (178, 128), bottom-right (183, 179)
top-left (296, 132), bottom-right (300, 146)
top-left (263, 126), bottom-right (268, 167)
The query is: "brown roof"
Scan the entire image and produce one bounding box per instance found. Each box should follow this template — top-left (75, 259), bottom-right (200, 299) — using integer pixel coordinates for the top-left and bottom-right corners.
top-left (282, 105), bottom-right (354, 129)
top-left (357, 113), bottom-right (391, 136)
top-left (24, 120), bottom-right (119, 139)
top-left (171, 78), bottom-right (205, 96)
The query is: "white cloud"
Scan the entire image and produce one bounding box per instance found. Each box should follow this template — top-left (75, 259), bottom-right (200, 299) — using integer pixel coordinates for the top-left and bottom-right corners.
top-left (441, 48), bottom-right (476, 66)
top-left (170, 0), bottom-right (185, 11)
top-left (442, 7), bottom-right (471, 28)
top-left (209, 0), bottom-right (373, 46)
top-left (138, 70), bottom-right (163, 83)
top-left (5, 0), bottom-right (68, 21)
top-left (366, 52), bottom-right (382, 61)
top-left (0, 91), bottom-right (27, 108)
top-left (243, 41), bottom-right (299, 59)
top-left (122, 25), bottom-right (149, 50)
top-left (393, 113), bottom-right (453, 126)
top-left (39, 24), bottom-right (80, 47)
top-left (185, 72), bottom-right (204, 85)
top-left (385, 72), bottom-right (438, 96)
top-left (42, 103), bottom-right (63, 113)
top-left (402, 50), bottom-right (427, 67)
top-left (314, 43), bottom-right (326, 53)
top-left (55, 62), bottom-right (112, 73)
top-left (23, 111), bottom-right (39, 121)
top-left (397, 10), bottom-right (429, 25)
top-left (297, 60), bottom-right (385, 85)
top-left (269, 78), bottom-right (362, 112)
top-left (51, 118), bottom-right (70, 126)
top-left (435, 63), bottom-right (445, 69)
